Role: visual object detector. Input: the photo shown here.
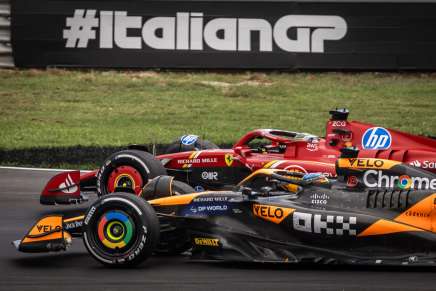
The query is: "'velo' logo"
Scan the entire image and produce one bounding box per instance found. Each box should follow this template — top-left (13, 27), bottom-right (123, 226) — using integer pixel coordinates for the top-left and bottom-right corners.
top-left (253, 204), bottom-right (294, 224)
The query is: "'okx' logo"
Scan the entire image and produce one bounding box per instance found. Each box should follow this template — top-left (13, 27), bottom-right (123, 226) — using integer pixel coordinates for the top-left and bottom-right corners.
top-left (363, 170), bottom-right (436, 190)
top-left (361, 127), bottom-right (392, 150)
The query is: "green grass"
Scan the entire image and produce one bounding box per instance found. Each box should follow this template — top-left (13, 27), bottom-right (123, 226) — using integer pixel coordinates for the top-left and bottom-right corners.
top-left (0, 69), bottom-right (435, 150)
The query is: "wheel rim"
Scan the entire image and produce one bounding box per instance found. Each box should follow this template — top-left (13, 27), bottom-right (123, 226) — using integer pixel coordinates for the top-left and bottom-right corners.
top-left (97, 210), bottom-right (135, 250)
top-left (107, 166), bottom-right (144, 194)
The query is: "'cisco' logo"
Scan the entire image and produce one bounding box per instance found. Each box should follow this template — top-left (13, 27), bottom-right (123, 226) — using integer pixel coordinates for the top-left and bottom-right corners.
top-left (181, 135), bottom-right (199, 146)
top-left (361, 127), bottom-right (392, 150)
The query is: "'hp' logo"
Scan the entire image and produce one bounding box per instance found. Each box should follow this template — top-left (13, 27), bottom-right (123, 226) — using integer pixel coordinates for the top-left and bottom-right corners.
top-left (361, 127), bottom-right (392, 150)
top-left (180, 135), bottom-right (199, 146)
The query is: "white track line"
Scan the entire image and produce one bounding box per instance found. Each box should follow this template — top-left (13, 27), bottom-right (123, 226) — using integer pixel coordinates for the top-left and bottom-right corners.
top-left (0, 166), bottom-right (92, 173)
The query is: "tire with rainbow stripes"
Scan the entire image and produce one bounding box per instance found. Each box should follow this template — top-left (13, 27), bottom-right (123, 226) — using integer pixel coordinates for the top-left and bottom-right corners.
top-left (82, 192), bottom-right (160, 266)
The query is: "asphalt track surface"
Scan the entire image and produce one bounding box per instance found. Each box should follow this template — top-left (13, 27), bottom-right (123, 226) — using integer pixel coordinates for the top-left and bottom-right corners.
top-left (1, 168), bottom-right (436, 291)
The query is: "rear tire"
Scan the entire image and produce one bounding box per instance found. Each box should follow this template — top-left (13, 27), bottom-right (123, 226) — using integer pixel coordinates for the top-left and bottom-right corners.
top-left (172, 180), bottom-right (196, 195)
top-left (165, 135), bottom-right (219, 154)
top-left (141, 176), bottom-right (194, 255)
top-left (82, 193), bottom-right (160, 266)
top-left (97, 150), bottom-right (166, 196)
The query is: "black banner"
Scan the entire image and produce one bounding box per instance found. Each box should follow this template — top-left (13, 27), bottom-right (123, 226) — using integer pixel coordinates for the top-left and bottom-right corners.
top-left (11, 0), bottom-right (436, 69)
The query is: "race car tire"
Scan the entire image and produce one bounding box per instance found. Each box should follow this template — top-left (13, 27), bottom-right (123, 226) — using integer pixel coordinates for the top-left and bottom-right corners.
top-left (141, 176), bottom-right (194, 255)
top-left (141, 176), bottom-right (195, 202)
top-left (82, 192), bottom-right (160, 266)
top-left (165, 135), bottom-right (219, 154)
top-left (97, 150), bottom-right (167, 196)
top-left (172, 179), bottom-right (196, 195)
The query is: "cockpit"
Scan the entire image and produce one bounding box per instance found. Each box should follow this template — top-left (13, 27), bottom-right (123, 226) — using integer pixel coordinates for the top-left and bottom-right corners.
top-left (237, 169), bottom-right (330, 197)
top-left (232, 129), bottom-right (320, 155)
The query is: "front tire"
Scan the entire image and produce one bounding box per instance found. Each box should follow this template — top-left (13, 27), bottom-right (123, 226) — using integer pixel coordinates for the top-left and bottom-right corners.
top-left (97, 150), bottom-right (167, 196)
top-left (82, 193), bottom-right (160, 266)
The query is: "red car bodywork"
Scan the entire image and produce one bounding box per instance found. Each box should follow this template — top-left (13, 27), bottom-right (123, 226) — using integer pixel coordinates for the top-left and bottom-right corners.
top-left (41, 109), bottom-right (436, 203)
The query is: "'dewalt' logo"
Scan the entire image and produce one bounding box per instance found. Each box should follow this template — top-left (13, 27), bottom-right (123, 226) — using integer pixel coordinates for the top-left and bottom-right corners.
top-left (253, 204), bottom-right (295, 224)
top-left (194, 237), bottom-right (220, 247)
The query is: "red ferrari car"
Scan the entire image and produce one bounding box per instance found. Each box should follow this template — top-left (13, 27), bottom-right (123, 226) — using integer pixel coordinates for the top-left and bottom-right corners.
top-left (41, 108), bottom-right (436, 205)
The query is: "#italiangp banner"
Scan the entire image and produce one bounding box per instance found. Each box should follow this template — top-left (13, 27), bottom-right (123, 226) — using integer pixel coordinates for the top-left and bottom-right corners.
top-left (11, 0), bottom-right (436, 69)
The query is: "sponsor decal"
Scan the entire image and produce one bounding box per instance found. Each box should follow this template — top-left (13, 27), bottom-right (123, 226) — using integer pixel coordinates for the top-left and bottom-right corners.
top-left (178, 157), bottom-right (218, 165)
top-left (194, 237), bottom-right (220, 247)
top-left (306, 141), bottom-right (319, 152)
top-left (408, 256), bottom-right (419, 263)
top-left (59, 174), bottom-right (78, 194)
top-left (193, 196), bottom-right (229, 202)
top-left (293, 212), bottom-right (357, 236)
top-left (188, 199), bottom-right (231, 215)
top-left (36, 225), bottom-right (61, 233)
top-left (225, 154), bottom-right (234, 167)
top-left (310, 193), bottom-right (330, 206)
top-left (64, 220), bottom-right (83, 230)
top-left (127, 226), bottom-right (147, 262)
top-left (180, 151), bottom-right (202, 168)
top-left (398, 175), bottom-right (412, 190)
top-left (332, 120), bottom-right (347, 127)
top-left (423, 161), bottom-right (436, 169)
top-left (252, 204), bottom-right (294, 224)
top-left (347, 176), bottom-right (358, 187)
top-left (348, 158), bottom-right (385, 169)
top-left (191, 205), bottom-right (228, 213)
top-left (63, 10), bottom-right (347, 53)
top-left (180, 135), bottom-right (199, 146)
top-left (410, 160), bottom-right (421, 168)
top-left (194, 185), bottom-right (205, 192)
top-left (404, 211), bottom-right (430, 218)
top-left (203, 205), bottom-right (227, 211)
top-left (410, 160), bottom-right (436, 169)
top-left (363, 170), bottom-right (436, 190)
top-left (361, 127), bottom-right (392, 150)
top-left (201, 171), bottom-right (218, 181)
top-left (84, 206), bottom-right (96, 225)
